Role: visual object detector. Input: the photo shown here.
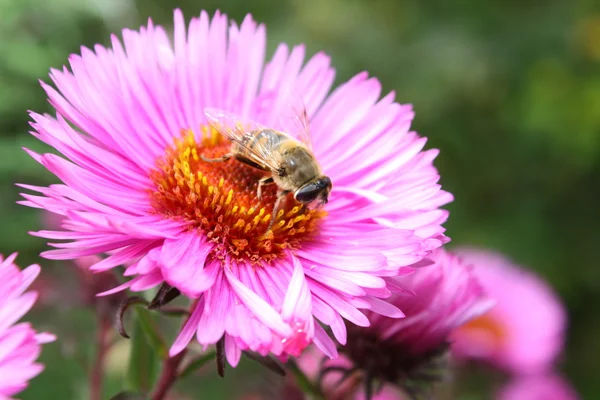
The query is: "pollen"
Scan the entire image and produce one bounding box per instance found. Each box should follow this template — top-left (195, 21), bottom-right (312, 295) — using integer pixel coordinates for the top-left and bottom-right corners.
top-left (150, 127), bottom-right (326, 264)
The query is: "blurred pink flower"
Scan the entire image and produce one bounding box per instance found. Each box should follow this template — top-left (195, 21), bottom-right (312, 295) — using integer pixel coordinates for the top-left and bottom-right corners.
top-left (298, 249), bottom-right (492, 398)
top-left (356, 249), bottom-right (493, 358)
top-left (451, 248), bottom-right (566, 375)
top-left (21, 9), bottom-right (452, 364)
top-left (0, 253), bottom-right (55, 398)
top-left (496, 373), bottom-right (579, 400)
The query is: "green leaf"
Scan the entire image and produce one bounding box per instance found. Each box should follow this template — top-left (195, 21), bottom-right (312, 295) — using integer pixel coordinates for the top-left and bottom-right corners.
top-left (134, 306), bottom-right (168, 359)
top-left (126, 312), bottom-right (160, 394)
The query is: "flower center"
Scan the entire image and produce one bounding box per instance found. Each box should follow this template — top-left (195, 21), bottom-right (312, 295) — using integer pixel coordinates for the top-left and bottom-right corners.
top-left (150, 127), bottom-right (326, 264)
top-left (454, 312), bottom-right (508, 351)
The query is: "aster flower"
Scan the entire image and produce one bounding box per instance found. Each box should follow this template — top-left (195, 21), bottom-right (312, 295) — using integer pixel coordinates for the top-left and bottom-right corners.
top-left (298, 249), bottom-right (492, 399)
top-left (0, 253), bottom-right (55, 398)
top-left (496, 373), bottom-right (579, 400)
top-left (451, 248), bottom-right (566, 375)
top-left (20, 9), bottom-right (452, 364)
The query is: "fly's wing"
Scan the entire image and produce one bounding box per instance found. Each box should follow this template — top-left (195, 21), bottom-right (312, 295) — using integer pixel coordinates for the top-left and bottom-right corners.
top-left (204, 108), bottom-right (281, 171)
top-left (277, 90), bottom-right (314, 151)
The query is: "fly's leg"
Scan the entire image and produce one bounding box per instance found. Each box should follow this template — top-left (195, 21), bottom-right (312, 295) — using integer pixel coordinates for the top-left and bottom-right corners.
top-left (267, 190), bottom-right (290, 233)
top-left (201, 153), bottom-right (233, 163)
top-left (257, 176), bottom-right (275, 201)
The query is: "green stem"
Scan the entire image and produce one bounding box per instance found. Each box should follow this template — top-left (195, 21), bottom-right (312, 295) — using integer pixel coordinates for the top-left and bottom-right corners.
top-left (149, 299), bottom-right (198, 400)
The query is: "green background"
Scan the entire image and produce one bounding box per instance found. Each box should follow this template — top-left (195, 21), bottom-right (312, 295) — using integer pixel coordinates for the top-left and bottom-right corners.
top-left (1, 0), bottom-right (598, 398)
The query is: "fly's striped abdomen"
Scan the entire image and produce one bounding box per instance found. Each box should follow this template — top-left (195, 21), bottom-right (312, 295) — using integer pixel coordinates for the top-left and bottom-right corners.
top-left (232, 129), bottom-right (288, 171)
top-left (244, 129), bottom-right (288, 152)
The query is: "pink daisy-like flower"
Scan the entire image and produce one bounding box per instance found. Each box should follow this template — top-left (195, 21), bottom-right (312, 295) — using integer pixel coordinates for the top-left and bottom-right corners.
top-left (451, 248), bottom-right (566, 375)
top-left (0, 253), bottom-right (55, 399)
top-left (496, 373), bottom-right (579, 400)
top-left (297, 249), bottom-right (493, 398)
top-left (21, 9), bottom-right (452, 364)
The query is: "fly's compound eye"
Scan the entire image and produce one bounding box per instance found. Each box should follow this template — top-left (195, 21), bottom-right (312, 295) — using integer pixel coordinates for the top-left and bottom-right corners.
top-left (295, 177), bottom-right (332, 204)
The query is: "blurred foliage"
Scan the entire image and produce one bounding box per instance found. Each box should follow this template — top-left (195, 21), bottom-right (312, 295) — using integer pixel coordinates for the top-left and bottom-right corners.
top-left (0, 0), bottom-right (599, 398)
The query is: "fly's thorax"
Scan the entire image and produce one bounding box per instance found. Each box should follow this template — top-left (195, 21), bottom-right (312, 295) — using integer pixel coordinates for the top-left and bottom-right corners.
top-left (278, 145), bottom-right (321, 188)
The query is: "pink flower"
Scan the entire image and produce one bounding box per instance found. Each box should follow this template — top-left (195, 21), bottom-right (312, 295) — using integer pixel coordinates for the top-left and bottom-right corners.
top-left (21, 9), bottom-right (452, 364)
top-left (496, 373), bottom-right (579, 400)
top-left (359, 249), bottom-right (493, 358)
top-left (0, 254), bottom-right (55, 399)
top-left (451, 248), bottom-right (566, 375)
top-left (298, 249), bottom-right (492, 398)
